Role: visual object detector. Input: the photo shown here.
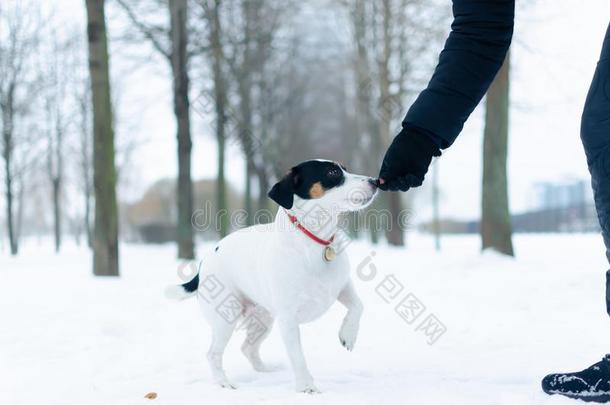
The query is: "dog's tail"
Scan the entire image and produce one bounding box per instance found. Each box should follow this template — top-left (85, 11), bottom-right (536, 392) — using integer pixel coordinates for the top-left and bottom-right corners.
top-left (165, 264), bottom-right (200, 301)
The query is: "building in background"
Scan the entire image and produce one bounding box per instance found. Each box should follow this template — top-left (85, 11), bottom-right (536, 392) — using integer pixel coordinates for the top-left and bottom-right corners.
top-left (124, 179), bottom-right (245, 243)
top-left (421, 178), bottom-right (600, 234)
top-left (530, 179), bottom-right (592, 212)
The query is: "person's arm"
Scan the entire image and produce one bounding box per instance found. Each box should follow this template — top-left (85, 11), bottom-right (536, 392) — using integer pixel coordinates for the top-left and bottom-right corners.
top-left (378, 0), bottom-right (515, 191)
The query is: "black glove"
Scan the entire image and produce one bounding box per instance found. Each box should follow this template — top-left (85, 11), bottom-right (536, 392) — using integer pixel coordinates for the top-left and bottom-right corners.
top-left (378, 127), bottom-right (441, 192)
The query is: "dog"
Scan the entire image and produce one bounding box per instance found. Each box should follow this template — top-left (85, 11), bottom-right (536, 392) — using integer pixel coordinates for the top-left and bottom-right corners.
top-left (166, 159), bottom-right (378, 393)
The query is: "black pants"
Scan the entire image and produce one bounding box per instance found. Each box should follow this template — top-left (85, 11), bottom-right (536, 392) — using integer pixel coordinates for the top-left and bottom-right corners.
top-left (580, 24), bottom-right (610, 314)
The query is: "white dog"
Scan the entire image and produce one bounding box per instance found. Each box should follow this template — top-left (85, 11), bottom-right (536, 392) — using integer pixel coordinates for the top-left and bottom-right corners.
top-left (167, 159), bottom-right (378, 393)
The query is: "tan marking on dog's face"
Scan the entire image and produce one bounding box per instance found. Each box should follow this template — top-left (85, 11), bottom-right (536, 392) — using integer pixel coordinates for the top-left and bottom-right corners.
top-left (309, 182), bottom-right (325, 199)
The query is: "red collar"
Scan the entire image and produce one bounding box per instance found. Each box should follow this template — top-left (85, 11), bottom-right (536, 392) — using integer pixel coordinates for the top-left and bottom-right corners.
top-left (285, 210), bottom-right (335, 246)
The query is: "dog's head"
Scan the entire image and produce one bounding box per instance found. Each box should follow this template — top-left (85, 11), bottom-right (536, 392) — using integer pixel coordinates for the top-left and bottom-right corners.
top-left (268, 159), bottom-right (378, 212)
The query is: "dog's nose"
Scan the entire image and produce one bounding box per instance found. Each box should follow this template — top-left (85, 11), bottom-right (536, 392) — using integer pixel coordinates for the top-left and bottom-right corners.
top-left (367, 178), bottom-right (379, 188)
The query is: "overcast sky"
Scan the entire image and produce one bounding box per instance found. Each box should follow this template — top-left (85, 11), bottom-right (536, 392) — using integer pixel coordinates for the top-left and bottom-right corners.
top-left (62, 0), bottom-right (610, 221)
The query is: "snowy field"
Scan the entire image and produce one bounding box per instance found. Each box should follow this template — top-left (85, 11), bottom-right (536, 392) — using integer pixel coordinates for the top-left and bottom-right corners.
top-left (2, 233), bottom-right (610, 405)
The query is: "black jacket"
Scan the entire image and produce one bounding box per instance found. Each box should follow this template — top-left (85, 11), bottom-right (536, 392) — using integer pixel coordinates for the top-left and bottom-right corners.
top-left (403, 0), bottom-right (515, 148)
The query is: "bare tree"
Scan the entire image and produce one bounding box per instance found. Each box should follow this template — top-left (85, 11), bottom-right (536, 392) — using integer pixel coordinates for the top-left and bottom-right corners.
top-left (45, 76), bottom-right (65, 254)
top-left (221, 0), bottom-right (291, 222)
top-left (42, 31), bottom-right (79, 253)
top-left (170, 0), bottom-right (195, 258)
top-left (85, 0), bottom-right (120, 275)
top-left (481, 52), bottom-right (514, 256)
top-left (226, 0), bottom-right (256, 224)
top-left (116, 0), bottom-right (195, 259)
top-left (344, 0), bottom-right (448, 246)
top-left (197, 0), bottom-right (230, 237)
top-left (75, 81), bottom-right (94, 247)
top-left (0, 1), bottom-right (43, 255)
top-left (378, 0), bottom-right (405, 246)
top-left (64, 29), bottom-right (95, 249)
top-left (347, 0), bottom-right (381, 243)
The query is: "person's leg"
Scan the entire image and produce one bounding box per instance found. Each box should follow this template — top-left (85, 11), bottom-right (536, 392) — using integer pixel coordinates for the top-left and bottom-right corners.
top-left (541, 23), bottom-right (610, 403)
top-left (581, 23), bottom-right (610, 313)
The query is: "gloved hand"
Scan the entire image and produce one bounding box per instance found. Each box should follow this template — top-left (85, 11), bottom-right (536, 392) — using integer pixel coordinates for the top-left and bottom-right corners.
top-left (378, 127), bottom-right (441, 192)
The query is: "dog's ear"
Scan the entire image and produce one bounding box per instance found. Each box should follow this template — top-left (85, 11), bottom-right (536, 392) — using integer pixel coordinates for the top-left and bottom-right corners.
top-left (268, 168), bottom-right (299, 209)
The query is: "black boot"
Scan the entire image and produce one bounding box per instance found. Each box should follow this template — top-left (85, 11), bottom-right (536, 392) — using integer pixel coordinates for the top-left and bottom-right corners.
top-left (542, 355), bottom-right (610, 402)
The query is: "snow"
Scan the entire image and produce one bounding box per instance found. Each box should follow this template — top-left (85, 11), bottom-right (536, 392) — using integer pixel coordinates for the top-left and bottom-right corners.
top-left (2, 234), bottom-right (610, 405)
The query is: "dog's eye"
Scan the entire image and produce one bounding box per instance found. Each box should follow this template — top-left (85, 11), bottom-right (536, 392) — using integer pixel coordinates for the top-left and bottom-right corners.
top-left (327, 168), bottom-right (341, 178)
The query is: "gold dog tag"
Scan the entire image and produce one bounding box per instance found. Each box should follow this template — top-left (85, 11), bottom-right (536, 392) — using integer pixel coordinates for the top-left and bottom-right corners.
top-left (323, 246), bottom-right (336, 262)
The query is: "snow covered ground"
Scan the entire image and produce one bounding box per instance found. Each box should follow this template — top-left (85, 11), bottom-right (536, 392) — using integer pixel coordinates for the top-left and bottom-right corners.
top-left (2, 233), bottom-right (610, 405)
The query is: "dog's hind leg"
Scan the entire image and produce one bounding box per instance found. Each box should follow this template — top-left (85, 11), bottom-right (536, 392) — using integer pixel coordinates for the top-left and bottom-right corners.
top-left (207, 318), bottom-right (238, 389)
top-left (337, 280), bottom-right (363, 351)
top-left (240, 305), bottom-right (274, 372)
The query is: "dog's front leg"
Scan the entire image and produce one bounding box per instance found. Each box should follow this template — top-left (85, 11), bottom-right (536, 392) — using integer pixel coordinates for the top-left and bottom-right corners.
top-left (277, 319), bottom-right (319, 393)
top-left (338, 281), bottom-right (363, 351)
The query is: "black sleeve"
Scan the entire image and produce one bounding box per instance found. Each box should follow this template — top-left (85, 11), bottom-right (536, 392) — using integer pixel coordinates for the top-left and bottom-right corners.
top-left (403, 0), bottom-right (515, 148)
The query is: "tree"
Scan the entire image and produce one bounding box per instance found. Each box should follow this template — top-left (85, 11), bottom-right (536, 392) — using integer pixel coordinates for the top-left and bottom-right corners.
top-left (0, 1), bottom-right (42, 255)
top-left (226, 0), bottom-right (257, 225)
top-left (481, 52), bottom-right (514, 256)
top-left (75, 80), bottom-right (94, 247)
top-left (378, 0), bottom-right (405, 246)
top-left (170, 0), bottom-right (195, 259)
top-left (116, 0), bottom-right (195, 259)
top-left (85, 0), bottom-right (120, 276)
top-left (200, 0), bottom-right (230, 237)
top-left (221, 0), bottom-right (291, 223)
top-left (42, 31), bottom-right (77, 253)
top-left (344, 0), bottom-right (447, 246)
top-left (44, 64), bottom-right (66, 254)
top-left (347, 0), bottom-right (380, 243)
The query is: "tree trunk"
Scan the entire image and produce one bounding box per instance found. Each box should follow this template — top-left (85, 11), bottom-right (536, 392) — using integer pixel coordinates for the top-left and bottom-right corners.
top-left (244, 164), bottom-right (253, 225)
top-left (84, 182), bottom-right (92, 248)
top-left (351, 0), bottom-right (380, 244)
top-left (83, 125), bottom-right (93, 249)
top-left (209, 0), bottom-right (229, 237)
top-left (86, 0), bottom-right (120, 276)
top-left (169, 0), bottom-right (195, 259)
top-left (216, 123), bottom-right (228, 235)
top-left (481, 52), bottom-right (514, 256)
top-left (239, 0), bottom-right (255, 226)
top-left (15, 180), bottom-right (24, 245)
top-left (256, 166), bottom-right (269, 217)
top-left (52, 120), bottom-right (64, 253)
top-left (80, 92), bottom-right (93, 248)
top-left (238, 87), bottom-right (254, 226)
top-left (386, 193), bottom-right (405, 246)
top-left (2, 111), bottom-right (18, 256)
top-left (379, 0), bottom-right (404, 247)
top-left (52, 177), bottom-right (61, 253)
top-left (432, 162), bottom-right (441, 251)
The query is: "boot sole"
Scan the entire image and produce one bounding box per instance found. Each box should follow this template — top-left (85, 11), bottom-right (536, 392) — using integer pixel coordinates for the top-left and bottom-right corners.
top-left (545, 390), bottom-right (610, 403)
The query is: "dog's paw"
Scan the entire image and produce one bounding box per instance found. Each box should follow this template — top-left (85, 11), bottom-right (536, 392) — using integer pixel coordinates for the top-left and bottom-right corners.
top-left (296, 383), bottom-right (321, 394)
top-left (217, 378), bottom-right (238, 390)
top-left (253, 362), bottom-right (278, 372)
top-left (338, 318), bottom-right (359, 351)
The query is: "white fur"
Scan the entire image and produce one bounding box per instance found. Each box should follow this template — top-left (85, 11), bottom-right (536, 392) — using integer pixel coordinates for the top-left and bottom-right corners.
top-left (175, 168), bottom-right (377, 393)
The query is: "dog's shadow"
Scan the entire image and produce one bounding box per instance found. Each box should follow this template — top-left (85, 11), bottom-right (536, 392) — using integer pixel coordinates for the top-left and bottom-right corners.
top-left (185, 361), bottom-right (286, 387)
top-left (233, 362), bottom-right (286, 384)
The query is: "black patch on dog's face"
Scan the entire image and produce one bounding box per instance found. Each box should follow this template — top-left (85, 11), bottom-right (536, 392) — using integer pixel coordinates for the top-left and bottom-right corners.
top-left (292, 160), bottom-right (345, 199)
top-left (268, 160), bottom-right (345, 209)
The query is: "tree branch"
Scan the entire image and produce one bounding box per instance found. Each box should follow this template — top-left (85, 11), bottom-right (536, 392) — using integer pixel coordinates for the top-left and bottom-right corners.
top-left (115, 0), bottom-right (171, 61)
